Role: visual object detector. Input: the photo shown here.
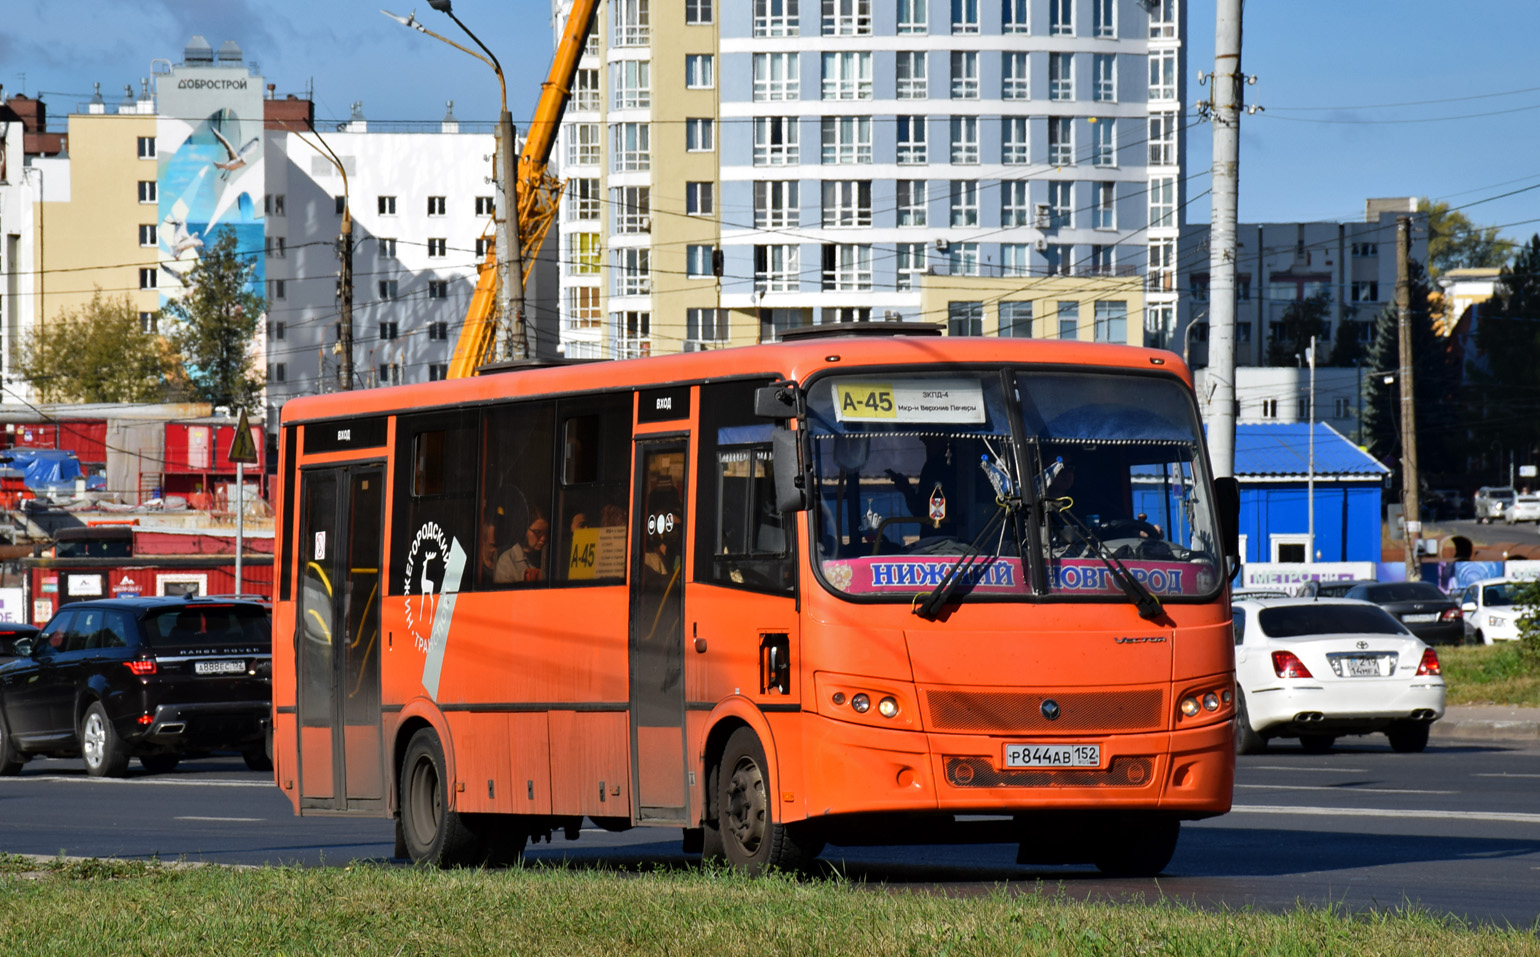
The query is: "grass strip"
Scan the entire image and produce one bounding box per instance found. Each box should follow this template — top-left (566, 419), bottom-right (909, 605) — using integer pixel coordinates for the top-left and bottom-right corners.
top-left (1441, 644), bottom-right (1540, 707)
top-left (1, 855), bottom-right (1536, 957)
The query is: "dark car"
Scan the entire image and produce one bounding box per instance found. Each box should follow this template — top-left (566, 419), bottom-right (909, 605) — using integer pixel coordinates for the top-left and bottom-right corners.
top-left (1299, 579), bottom-right (1377, 599)
top-left (0, 622), bottom-right (42, 657)
top-left (1342, 581), bottom-right (1464, 646)
top-left (0, 597), bottom-right (271, 777)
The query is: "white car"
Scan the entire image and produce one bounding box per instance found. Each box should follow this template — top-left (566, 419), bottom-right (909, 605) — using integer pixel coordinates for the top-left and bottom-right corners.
top-left (1457, 578), bottom-right (1529, 644)
top-left (1233, 597), bottom-right (1445, 755)
top-left (1507, 493), bottom-right (1540, 524)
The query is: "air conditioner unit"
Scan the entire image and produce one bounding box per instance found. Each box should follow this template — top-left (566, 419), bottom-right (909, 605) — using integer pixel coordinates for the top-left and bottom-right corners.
top-left (639, 216), bottom-right (652, 233)
top-left (1034, 204), bottom-right (1052, 228)
top-left (1035, 239), bottom-right (1048, 252)
top-left (934, 238), bottom-right (950, 251)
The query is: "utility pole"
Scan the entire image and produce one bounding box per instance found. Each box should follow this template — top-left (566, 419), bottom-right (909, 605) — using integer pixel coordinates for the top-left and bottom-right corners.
top-left (1205, 0), bottom-right (1244, 480)
top-left (338, 206), bottom-right (354, 389)
top-left (1307, 335), bottom-right (1316, 563)
top-left (1396, 216), bottom-right (1421, 582)
top-left (499, 110), bottom-right (527, 360)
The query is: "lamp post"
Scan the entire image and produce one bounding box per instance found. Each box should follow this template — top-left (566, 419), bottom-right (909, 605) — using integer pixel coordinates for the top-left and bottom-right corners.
top-left (384, 4), bottom-right (525, 361)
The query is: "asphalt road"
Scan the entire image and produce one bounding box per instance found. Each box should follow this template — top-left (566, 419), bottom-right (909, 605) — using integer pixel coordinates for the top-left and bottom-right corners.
top-left (1428, 517), bottom-right (1540, 557)
top-left (3, 737), bottom-right (1538, 930)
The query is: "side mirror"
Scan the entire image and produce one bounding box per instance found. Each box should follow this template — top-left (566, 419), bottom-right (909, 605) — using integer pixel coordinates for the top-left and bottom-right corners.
top-left (755, 383), bottom-right (800, 419)
top-left (9, 637), bottom-right (33, 658)
top-left (1214, 476), bottom-right (1240, 561)
top-left (772, 429), bottom-right (810, 513)
top-left (1461, 601), bottom-right (1476, 613)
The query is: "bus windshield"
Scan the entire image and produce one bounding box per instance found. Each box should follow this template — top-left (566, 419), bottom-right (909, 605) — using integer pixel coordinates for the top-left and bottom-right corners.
top-left (806, 369), bottom-right (1223, 604)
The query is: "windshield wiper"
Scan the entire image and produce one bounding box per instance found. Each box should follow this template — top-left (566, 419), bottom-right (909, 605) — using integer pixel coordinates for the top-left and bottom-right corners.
top-left (1046, 501), bottom-right (1166, 622)
top-left (913, 456), bottom-right (1021, 621)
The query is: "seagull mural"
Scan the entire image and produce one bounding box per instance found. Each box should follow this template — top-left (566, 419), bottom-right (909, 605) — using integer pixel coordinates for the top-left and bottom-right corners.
top-left (210, 125), bottom-right (260, 180)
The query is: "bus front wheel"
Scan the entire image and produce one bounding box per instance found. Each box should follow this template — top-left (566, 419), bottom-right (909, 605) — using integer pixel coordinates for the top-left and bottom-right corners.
top-left (716, 727), bottom-right (823, 874)
top-left (1091, 815), bottom-right (1181, 877)
top-left (399, 728), bottom-right (488, 867)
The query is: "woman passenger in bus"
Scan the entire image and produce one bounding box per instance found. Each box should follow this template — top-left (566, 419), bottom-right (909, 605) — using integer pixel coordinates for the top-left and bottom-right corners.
top-left (495, 509), bottom-right (550, 583)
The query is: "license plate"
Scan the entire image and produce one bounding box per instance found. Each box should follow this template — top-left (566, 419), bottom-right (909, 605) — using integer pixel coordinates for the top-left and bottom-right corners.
top-left (1004, 743), bottom-right (1100, 769)
top-left (1339, 656), bottom-right (1385, 677)
top-left (1402, 613), bottom-right (1438, 623)
top-left (194, 659), bottom-right (246, 675)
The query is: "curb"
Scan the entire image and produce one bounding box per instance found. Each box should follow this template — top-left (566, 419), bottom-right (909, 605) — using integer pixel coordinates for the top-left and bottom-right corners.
top-left (1432, 719), bottom-right (1540, 742)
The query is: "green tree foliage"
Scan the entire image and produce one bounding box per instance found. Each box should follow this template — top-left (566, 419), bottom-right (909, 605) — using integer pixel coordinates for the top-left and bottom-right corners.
top-left (1419, 199), bottom-right (1511, 278)
top-left (160, 227), bottom-right (266, 410)
top-left (1465, 234), bottom-right (1540, 478)
top-left (1514, 578), bottom-right (1540, 674)
top-left (19, 290), bottom-right (180, 403)
top-left (1265, 291), bottom-right (1332, 367)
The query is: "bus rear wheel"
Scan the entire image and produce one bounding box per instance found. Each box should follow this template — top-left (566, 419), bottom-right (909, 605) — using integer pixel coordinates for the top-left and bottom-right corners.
top-left (399, 728), bottom-right (487, 867)
top-left (717, 727), bottom-right (823, 875)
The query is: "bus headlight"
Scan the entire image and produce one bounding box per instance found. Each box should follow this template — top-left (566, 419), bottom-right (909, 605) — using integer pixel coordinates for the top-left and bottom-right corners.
top-left (877, 696), bottom-right (899, 718)
top-left (851, 693), bottom-right (871, 713)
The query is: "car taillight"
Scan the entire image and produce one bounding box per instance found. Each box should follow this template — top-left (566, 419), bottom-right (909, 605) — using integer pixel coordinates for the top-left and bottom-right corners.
top-left (125, 658), bottom-right (158, 676)
top-left (1416, 648), bottom-right (1441, 676)
top-left (1272, 650), bottom-right (1313, 679)
top-left (1439, 608), bottom-right (1461, 622)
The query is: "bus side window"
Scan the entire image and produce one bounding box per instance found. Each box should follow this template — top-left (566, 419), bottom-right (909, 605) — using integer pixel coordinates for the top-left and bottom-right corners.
top-left (480, 402), bottom-right (556, 589)
top-left (554, 394), bottom-right (630, 585)
top-left (391, 411), bottom-right (479, 597)
top-left (696, 379), bottom-right (794, 595)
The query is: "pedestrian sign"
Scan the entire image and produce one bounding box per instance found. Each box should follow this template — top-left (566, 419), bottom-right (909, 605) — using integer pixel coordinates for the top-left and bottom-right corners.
top-left (228, 409), bottom-right (259, 464)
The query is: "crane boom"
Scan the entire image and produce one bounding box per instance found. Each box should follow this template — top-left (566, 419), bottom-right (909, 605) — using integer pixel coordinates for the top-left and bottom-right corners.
top-left (449, 0), bottom-right (599, 377)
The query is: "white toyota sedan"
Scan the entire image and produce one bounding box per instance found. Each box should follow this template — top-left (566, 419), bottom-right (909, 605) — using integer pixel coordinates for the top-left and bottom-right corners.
top-left (1456, 578), bottom-right (1529, 644)
top-left (1233, 597), bottom-right (1445, 755)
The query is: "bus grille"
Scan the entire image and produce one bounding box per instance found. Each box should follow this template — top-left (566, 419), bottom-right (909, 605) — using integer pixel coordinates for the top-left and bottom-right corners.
top-left (944, 756), bottom-right (1154, 789)
top-left (924, 689), bottom-right (1164, 734)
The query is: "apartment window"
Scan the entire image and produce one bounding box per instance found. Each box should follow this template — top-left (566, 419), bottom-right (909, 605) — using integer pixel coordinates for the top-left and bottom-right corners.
top-left (1094, 301), bottom-right (1128, 342)
top-left (615, 0), bottom-right (650, 45)
top-left (822, 0), bottom-right (871, 35)
top-left (140, 312), bottom-right (157, 333)
top-left (268, 236), bottom-right (288, 259)
top-left (570, 233), bottom-right (601, 275)
top-left (265, 193), bottom-right (286, 216)
top-left (1001, 244), bottom-right (1030, 277)
top-left (951, 0), bottom-right (979, 34)
top-left (1149, 176), bottom-right (1175, 228)
top-left (614, 248), bottom-right (652, 296)
top-left (897, 243), bottom-right (926, 290)
top-left (686, 181), bottom-right (715, 215)
top-left (947, 301), bottom-right (983, 337)
top-left (686, 0), bottom-right (713, 24)
top-left (821, 180), bottom-right (871, 227)
top-left (1147, 238), bottom-right (1175, 292)
top-left (1002, 117), bottom-right (1029, 164)
top-left (569, 178), bottom-right (601, 220)
top-left (378, 195), bottom-right (397, 215)
top-left (274, 363), bottom-right (287, 383)
top-left (686, 118), bottom-right (715, 152)
top-left (822, 51), bottom-right (872, 100)
top-left (1149, 49), bottom-right (1177, 101)
top-left (753, 116), bottom-right (800, 165)
top-left (821, 116), bottom-right (872, 163)
top-left (138, 181), bottom-right (157, 203)
top-left (754, 244), bottom-right (800, 293)
top-left (1046, 245), bottom-right (1071, 277)
top-left (1051, 0), bottom-right (1074, 34)
top-left (950, 180), bottom-right (978, 227)
top-left (1000, 301), bottom-right (1033, 337)
top-left (1352, 281), bottom-right (1380, 302)
top-left (614, 311), bottom-right (652, 358)
top-left (1093, 54), bottom-right (1116, 102)
top-left (1149, 112), bottom-right (1177, 165)
top-left (754, 0), bottom-right (799, 37)
top-left (687, 244), bottom-right (715, 278)
top-left (378, 280), bottom-right (399, 301)
top-left (686, 308), bottom-right (727, 350)
top-left (427, 238), bottom-right (447, 257)
top-left (1056, 301), bottom-right (1079, 339)
top-left (428, 364), bottom-right (448, 382)
top-left (428, 280), bottom-right (449, 299)
top-left (1049, 52), bottom-right (1073, 100)
top-left (1088, 245), bottom-right (1114, 275)
top-left (950, 51), bottom-right (979, 99)
top-left (754, 180), bottom-right (800, 228)
top-left (948, 243), bottom-right (980, 276)
top-left (897, 0), bottom-right (927, 33)
top-left (137, 136), bottom-right (156, 159)
top-left (475, 238), bottom-right (489, 258)
top-left (822, 243), bottom-right (872, 291)
top-left (896, 51), bottom-right (927, 99)
top-left (896, 116), bottom-right (927, 164)
top-left (754, 52), bottom-right (800, 101)
top-left (569, 286), bottom-right (602, 328)
top-left (1002, 52), bottom-right (1029, 99)
top-left (375, 237), bottom-right (393, 258)
top-left (1003, 0), bottom-right (1029, 33)
top-left (1093, 118), bottom-right (1115, 167)
top-left (1048, 117), bottom-right (1074, 166)
top-left (1333, 397), bottom-right (1350, 418)
top-left (574, 69), bottom-right (600, 111)
top-left (378, 364), bottom-right (401, 387)
top-left (949, 116), bottom-right (979, 164)
top-left (1352, 243), bottom-right (1378, 257)
top-left (379, 321), bottom-right (399, 341)
top-left (568, 123), bottom-right (601, 166)
top-left (612, 60), bottom-right (651, 110)
top-left (612, 122), bottom-right (651, 172)
top-left (1260, 399), bottom-right (1279, 419)
top-left (685, 54), bottom-right (715, 89)
top-left (269, 280), bottom-right (287, 301)
top-left (135, 269), bottom-right (153, 293)
top-left (1149, 0), bottom-right (1176, 37)
top-left (138, 224), bottom-right (157, 247)
top-left (612, 186), bottom-right (651, 232)
top-left (897, 180), bottom-right (927, 227)
top-left (1000, 181), bottom-right (1030, 226)
top-left (1094, 181), bottom-right (1115, 229)
top-left (1048, 181), bottom-right (1073, 228)
top-left (476, 196), bottom-right (495, 215)
top-left (427, 195), bottom-right (446, 216)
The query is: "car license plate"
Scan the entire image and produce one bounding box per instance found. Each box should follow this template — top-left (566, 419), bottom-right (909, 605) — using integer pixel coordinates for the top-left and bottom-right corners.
top-left (1004, 744), bottom-right (1100, 769)
top-left (194, 659), bottom-right (246, 675)
top-left (1340, 656), bottom-right (1384, 677)
top-left (1402, 613), bottom-right (1439, 623)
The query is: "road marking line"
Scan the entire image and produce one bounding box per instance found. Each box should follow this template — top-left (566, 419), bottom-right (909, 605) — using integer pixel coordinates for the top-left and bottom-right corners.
top-left (1232, 804), bottom-right (1540, 825)
top-left (1236, 783), bottom-right (1457, 794)
top-left (175, 816), bottom-right (264, 822)
top-left (1248, 766), bottom-right (1369, 773)
top-left (1474, 772), bottom-right (1540, 779)
top-left (1, 776), bottom-right (272, 789)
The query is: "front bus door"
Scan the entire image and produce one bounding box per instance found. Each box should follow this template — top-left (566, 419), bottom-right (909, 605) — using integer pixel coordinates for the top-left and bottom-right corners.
top-left (296, 465), bottom-right (386, 813)
top-left (630, 440), bottom-right (689, 823)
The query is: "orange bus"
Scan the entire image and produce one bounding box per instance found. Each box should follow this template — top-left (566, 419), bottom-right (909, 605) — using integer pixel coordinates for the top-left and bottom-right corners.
top-left (270, 325), bottom-right (1239, 875)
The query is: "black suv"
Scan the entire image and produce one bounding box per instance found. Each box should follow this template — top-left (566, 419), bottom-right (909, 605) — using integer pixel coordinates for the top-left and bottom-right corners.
top-left (0, 597), bottom-right (271, 777)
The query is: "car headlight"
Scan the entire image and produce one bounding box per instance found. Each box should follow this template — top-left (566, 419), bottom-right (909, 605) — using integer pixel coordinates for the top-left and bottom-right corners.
top-left (1489, 615), bottom-right (1507, 628)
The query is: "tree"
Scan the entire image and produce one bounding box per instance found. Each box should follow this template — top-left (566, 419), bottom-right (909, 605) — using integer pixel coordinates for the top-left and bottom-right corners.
top-left (1265, 291), bottom-right (1332, 367)
top-left (1419, 199), bottom-right (1511, 279)
top-left (1464, 234), bottom-right (1540, 480)
top-left (160, 227), bottom-right (267, 410)
top-left (19, 289), bottom-right (181, 403)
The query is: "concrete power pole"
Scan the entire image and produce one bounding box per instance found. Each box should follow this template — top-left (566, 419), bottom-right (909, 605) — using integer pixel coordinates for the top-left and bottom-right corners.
top-left (498, 112), bottom-right (528, 361)
top-left (1206, 0), bottom-right (1244, 479)
top-left (1396, 216), bottom-right (1421, 582)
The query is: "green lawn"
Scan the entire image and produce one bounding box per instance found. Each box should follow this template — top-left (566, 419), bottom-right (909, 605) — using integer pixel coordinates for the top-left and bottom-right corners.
top-left (1440, 643), bottom-right (1540, 707)
top-left (3, 856), bottom-right (1538, 956)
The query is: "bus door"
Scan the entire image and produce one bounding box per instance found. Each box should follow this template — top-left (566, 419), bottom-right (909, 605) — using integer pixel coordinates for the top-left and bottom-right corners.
top-left (296, 465), bottom-right (386, 813)
top-left (629, 439), bottom-right (689, 822)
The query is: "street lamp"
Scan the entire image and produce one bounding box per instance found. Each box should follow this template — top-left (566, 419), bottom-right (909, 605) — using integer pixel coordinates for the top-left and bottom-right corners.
top-left (383, 4), bottom-right (525, 360)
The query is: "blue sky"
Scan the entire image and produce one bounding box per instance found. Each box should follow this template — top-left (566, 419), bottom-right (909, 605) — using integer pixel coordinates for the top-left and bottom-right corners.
top-left (6, 0), bottom-right (1539, 244)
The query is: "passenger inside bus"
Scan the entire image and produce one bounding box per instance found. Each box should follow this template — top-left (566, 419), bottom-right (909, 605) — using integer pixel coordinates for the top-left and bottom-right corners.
top-left (495, 509), bottom-right (549, 583)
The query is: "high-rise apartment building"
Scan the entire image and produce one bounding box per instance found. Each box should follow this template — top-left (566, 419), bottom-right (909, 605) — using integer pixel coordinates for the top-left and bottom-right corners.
top-left (552, 0), bottom-right (1185, 356)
